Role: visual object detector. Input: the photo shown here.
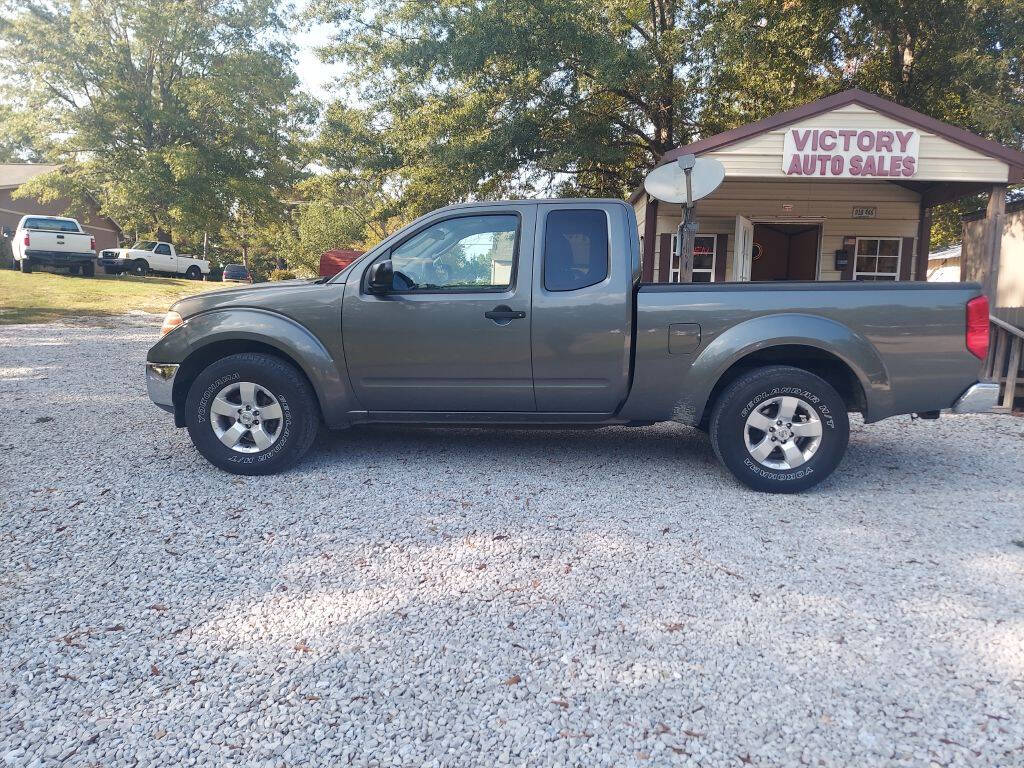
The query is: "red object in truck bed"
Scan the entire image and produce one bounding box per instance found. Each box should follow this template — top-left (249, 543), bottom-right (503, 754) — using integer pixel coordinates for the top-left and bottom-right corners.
top-left (319, 249), bottom-right (363, 277)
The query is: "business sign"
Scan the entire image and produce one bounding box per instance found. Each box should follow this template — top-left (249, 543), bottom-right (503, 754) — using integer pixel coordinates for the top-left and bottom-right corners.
top-left (852, 206), bottom-right (877, 218)
top-left (783, 128), bottom-right (919, 178)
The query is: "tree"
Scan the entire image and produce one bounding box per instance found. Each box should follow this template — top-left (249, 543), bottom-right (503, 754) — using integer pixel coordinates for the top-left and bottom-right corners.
top-left (0, 97), bottom-right (42, 162)
top-left (0, 0), bottom-right (314, 243)
top-left (310, 0), bottom-right (1023, 247)
top-left (309, 0), bottom-right (714, 211)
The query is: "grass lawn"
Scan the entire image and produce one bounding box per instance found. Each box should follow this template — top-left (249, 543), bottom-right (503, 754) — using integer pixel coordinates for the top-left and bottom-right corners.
top-left (0, 269), bottom-right (226, 324)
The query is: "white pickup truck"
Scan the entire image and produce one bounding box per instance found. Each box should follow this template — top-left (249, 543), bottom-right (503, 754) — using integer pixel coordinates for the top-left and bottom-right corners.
top-left (13, 215), bottom-right (96, 276)
top-left (100, 241), bottom-right (210, 279)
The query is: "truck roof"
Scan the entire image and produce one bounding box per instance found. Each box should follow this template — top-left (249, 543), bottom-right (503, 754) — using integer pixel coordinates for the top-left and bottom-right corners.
top-left (430, 198), bottom-right (631, 214)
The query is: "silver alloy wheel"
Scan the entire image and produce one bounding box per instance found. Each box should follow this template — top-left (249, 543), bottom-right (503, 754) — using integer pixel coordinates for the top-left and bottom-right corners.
top-left (743, 395), bottom-right (823, 470)
top-left (209, 381), bottom-right (284, 454)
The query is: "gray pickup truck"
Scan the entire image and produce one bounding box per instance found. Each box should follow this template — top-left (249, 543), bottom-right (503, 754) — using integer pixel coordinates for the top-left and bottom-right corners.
top-left (146, 199), bottom-right (996, 492)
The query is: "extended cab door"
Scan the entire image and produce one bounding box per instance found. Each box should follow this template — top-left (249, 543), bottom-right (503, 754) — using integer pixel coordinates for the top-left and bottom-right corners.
top-left (342, 205), bottom-right (536, 412)
top-left (531, 202), bottom-right (636, 413)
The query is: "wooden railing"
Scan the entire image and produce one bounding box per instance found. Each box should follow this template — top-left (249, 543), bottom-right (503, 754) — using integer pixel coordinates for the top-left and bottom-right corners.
top-left (985, 315), bottom-right (1024, 413)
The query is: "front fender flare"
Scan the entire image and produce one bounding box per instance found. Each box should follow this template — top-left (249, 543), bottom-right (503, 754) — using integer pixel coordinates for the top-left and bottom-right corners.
top-left (148, 307), bottom-right (355, 428)
top-left (682, 313), bottom-right (892, 425)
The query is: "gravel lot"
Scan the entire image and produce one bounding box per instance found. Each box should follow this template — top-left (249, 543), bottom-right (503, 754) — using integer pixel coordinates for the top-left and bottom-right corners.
top-left (2, 317), bottom-right (1023, 768)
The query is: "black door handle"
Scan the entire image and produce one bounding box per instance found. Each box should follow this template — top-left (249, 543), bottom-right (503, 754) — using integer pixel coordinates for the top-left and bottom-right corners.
top-left (484, 305), bottom-right (526, 323)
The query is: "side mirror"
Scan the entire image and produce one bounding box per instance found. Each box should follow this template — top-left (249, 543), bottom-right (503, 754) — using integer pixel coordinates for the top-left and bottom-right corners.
top-left (368, 259), bottom-right (394, 294)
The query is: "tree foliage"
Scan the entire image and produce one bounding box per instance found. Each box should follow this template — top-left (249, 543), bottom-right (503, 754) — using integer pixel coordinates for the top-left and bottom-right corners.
top-left (309, 0), bottom-right (1024, 242)
top-left (0, 0), bottom-right (313, 246)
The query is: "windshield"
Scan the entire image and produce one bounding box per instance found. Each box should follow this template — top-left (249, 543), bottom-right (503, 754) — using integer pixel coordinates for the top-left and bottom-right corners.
top-left (131, 241), bottom-right (158, 251)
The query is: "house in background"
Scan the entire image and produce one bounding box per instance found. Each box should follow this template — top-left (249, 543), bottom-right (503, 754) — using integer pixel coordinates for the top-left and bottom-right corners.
top-left (0, 164), bottom-right (122, 251)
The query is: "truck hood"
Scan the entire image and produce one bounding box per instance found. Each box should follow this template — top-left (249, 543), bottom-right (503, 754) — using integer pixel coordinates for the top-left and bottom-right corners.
top-left (171, 279), bottom-right (328, 318)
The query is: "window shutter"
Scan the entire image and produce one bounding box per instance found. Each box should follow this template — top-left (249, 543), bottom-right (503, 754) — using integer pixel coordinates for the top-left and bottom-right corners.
top-left (842, 236), bottom-right (856, 280)
top-left (715, 234), bottom-right (728, 282)
top-left (658, 232), bottom-right (672, 283)
top-left (900, 237), bottom-right (914, 280)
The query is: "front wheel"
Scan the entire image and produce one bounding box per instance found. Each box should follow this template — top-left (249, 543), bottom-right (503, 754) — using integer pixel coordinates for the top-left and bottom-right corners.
top-left (132, 259), bottom-right (149, 277)
top-left (709, 365), bottom-right (849, 493)
top-left (185, 353), bottom-right (320, 475)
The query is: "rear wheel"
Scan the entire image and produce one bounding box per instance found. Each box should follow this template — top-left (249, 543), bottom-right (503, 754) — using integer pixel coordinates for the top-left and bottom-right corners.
top-left (69, 265), bottom-right (81, 275)
top-left (132, 259), bottom-right (149, 277)
top-left (19, 258), bottom-right (32, 273)
top-left (185, 353), bottom-right (320, 475)
top-left (81, 261), bottom-right (95, 277)
top-left (709, 365), bottom-right (849, 493)
top-left (185, 265), bottom-right (201, 280)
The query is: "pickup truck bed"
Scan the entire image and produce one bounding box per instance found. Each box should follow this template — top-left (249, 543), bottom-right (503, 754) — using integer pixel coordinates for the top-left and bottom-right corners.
top-left (145, 198), bottom-right (995, 492)
top-left (628, 281), bottom-right (982, 427)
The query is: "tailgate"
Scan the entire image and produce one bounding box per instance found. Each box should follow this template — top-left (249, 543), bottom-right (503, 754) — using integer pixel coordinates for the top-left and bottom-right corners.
top-left (30, 231), bottom-right (93, 253)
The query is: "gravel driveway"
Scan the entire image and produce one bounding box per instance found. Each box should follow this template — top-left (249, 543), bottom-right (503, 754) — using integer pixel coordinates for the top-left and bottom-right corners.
top-left (2, 318), bottom-right (1023, 768)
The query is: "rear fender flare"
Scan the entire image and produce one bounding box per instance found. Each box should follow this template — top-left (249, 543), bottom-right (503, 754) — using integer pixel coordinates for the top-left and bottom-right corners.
top-left (152, 308), bottom-right (355, 427)
top-left (682, 313), bottom-right (891, 425)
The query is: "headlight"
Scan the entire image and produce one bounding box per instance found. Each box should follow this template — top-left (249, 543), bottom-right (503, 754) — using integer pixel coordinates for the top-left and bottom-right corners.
top-left (160, 311), bottom-right (183, 336)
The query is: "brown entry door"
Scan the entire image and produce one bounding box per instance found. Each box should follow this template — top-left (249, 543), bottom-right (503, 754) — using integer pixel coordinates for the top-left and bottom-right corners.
top-left (751, 223), bottom-right (820, 281)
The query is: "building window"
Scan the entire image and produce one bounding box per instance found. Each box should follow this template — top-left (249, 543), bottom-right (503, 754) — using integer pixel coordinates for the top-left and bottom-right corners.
top-left (670, 233), bottom-right (717, 283)
top-left (854, 237), bottom-right (901, 281)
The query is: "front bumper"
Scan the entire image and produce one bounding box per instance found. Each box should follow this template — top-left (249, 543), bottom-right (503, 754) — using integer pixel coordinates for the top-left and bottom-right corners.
top-left (951, 381), bottom-right (999, 414)
top-left (146, 362), bottom-right (179, 414)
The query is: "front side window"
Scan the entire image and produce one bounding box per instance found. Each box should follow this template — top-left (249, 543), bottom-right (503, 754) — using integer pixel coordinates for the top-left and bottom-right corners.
top-left (154, 243), bottom-right (171, 256)
top-left (670, 233), bottom-right (717, 283)
top-left (386, 214), bottom-right (518, 291)
top-left (543, 209), bottom-right (609, 291)
top-left (854, 238), bottom-right (901, 281)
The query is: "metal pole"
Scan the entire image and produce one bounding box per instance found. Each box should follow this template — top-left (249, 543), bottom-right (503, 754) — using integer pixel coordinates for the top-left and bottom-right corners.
top-left (675, 158), bottom-right (698, 283)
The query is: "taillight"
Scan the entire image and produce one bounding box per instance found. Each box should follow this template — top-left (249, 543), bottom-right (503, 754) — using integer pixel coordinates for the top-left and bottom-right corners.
top-left (23, 232), bottom-right (29, 247)
top-left (966, 295), bottom-right (989, 359)
top-left (90, 235), bottom-right (96, 250)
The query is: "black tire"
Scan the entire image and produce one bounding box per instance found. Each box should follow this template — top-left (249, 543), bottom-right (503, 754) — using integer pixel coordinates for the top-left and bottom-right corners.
top-left (185, 265), bottom-right (201, 280)
top-left (69, 265), bottom-right (81, 275)
top-left (132, 259), bottom-right (149, 276)
top-left (82, 261), bottom-right (95, 277)
top-left (709, 365), bottom-right (849, 494)
top-left (19, 258), bottom-right (32, 273)
top-left (185, 353), bottom-right (320, 475)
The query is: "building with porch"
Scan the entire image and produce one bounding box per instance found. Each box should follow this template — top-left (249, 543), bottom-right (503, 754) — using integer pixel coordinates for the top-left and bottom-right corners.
top-left (632, 89), bottom-right (1024, 290)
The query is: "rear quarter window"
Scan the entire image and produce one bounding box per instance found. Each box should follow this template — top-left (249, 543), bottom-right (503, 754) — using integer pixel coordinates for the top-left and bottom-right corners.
top-left (543, 209), bottom-right (609, 291)
top-left (23, 217), bottom-right (81, 233)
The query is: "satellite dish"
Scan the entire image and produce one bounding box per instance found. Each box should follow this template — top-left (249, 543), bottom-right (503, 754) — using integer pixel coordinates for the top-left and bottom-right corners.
top-left (644, 154), bottom-right (725, 205)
